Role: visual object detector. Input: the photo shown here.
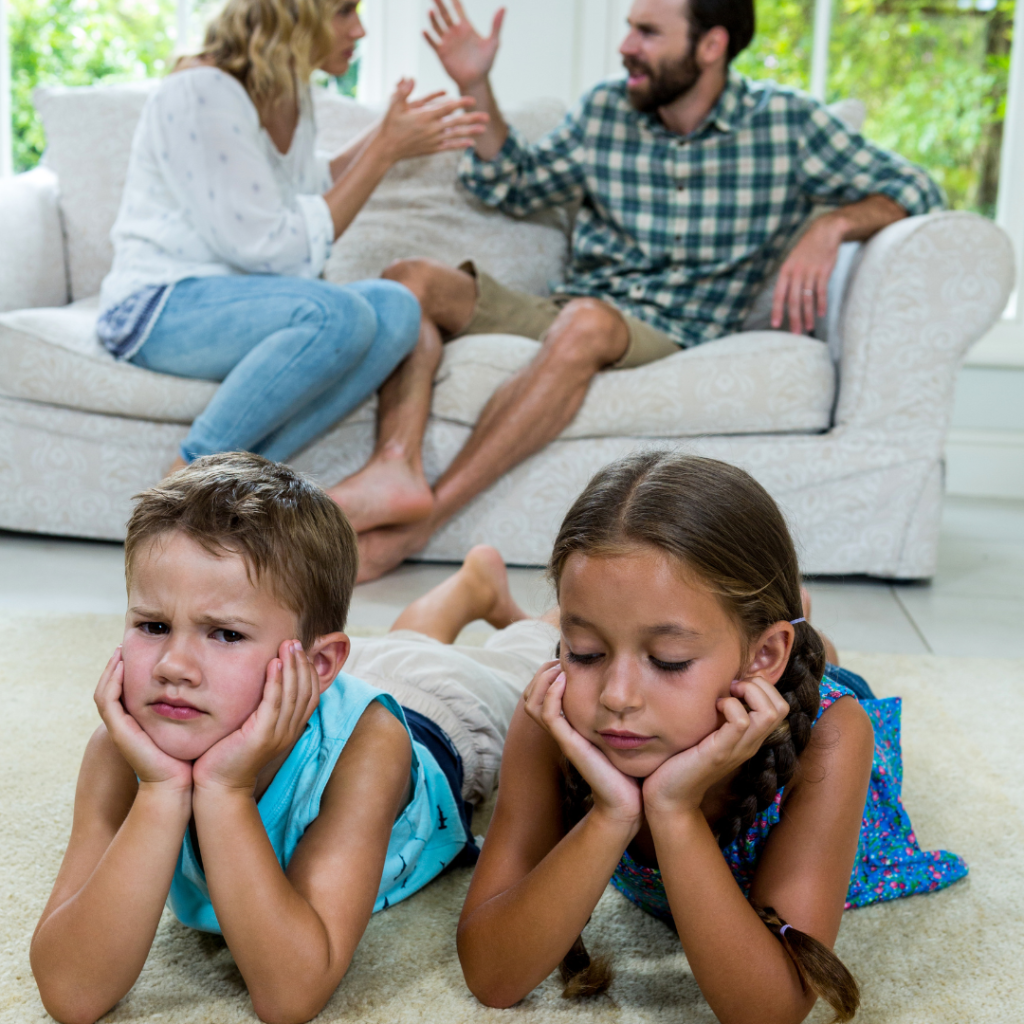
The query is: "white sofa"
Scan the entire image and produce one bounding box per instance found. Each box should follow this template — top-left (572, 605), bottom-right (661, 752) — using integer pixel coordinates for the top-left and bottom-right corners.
top-left (0, 83), bottom-right (1014, 577)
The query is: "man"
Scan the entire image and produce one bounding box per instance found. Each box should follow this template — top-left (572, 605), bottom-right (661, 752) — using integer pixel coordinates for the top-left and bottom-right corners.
top-left (330, 0), bottom-right (942, 581)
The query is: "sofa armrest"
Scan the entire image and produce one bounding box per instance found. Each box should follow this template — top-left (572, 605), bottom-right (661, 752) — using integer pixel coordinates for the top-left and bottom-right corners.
top-left (0, 167), bottom-right (69, 313)
top-left (833, 211), bottom-right (1014, 436)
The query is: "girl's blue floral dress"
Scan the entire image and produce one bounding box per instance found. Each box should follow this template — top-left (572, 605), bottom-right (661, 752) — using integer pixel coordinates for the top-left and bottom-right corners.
top-left (611, 666), bottom-right (967, 923)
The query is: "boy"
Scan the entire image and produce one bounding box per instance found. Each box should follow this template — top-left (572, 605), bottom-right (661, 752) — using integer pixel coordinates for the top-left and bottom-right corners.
top-left (31, 452), bottom-right (557, 1024)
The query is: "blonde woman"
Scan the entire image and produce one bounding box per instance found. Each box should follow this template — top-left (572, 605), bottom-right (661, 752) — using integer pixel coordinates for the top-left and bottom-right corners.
top-left (97, 0), bottom-right (485, 473)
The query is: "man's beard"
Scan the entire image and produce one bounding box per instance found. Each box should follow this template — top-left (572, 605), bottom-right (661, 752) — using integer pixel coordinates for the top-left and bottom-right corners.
top-left (624, 45), bottom-right (701, 114)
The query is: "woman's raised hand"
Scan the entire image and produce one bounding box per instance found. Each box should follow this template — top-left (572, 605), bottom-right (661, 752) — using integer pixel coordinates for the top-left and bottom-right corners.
top-left (379, 77), bottom-right (489, 163)
top-left (523, 663), bottom-right (643, 831)
top-left (192, 639), bottom-right (320, 795)
top-left (424, 0), bottom-right (505, 91)
top-left (94, 647), bottom-right (193, 792)
top-left (642, 678), bottom-right (791, 820)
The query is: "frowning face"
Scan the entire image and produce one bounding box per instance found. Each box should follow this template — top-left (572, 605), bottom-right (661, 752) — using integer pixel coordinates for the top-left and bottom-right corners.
top-left (121, 531), bottom-right (301, 762)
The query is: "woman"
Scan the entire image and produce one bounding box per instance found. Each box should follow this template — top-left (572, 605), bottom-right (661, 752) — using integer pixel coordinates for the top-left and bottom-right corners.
top-left (97, 0), bottom-right (486, 473)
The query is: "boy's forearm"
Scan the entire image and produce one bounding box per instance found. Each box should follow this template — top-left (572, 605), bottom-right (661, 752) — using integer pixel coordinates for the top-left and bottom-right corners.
top-left (31, 786), bottom-right (191, 1024)
top-left (457, 808), bottom-right (635, 1008)
top-left (193, 788), bottom-right (349, 1023)
top-left (648, 810), bottom-right (813, 1024)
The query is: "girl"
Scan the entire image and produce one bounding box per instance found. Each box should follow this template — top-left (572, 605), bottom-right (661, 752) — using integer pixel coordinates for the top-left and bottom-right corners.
top-left (97, 0), bottom-right (486, 474)
top-left (457, 451), bottom-right (966, 1024)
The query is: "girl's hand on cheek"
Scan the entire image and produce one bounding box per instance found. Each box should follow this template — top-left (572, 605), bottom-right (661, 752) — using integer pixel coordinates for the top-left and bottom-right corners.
top-left (94, 647), bottom-right (192, 792)
top-left (642, 677), bottom-right (791, 820)
top-left (523, 663), bottom-right (642, 831)
top-left (192, 640), bottom-right (320, 796)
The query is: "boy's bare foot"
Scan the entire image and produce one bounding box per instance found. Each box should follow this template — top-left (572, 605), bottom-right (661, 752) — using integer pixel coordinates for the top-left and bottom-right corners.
top-left (327, 445), bottom-right (434, 534)
top-left (460, 544), bottom-right (528, 629)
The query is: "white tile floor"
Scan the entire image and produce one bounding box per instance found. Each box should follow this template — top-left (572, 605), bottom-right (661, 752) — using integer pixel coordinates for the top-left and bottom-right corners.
top-left (1, 494), bottom-right (1021, 656)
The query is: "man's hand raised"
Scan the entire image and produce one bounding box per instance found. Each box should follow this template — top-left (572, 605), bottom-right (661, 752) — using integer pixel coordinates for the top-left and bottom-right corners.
top-left (425, 0), bottom-right (505, 91)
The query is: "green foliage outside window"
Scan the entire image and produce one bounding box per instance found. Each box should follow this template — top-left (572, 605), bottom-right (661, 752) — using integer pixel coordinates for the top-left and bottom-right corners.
top-left (11, 0), bottom-right (177, 173)
top-left (9, 0), bottom-right (359, 174)
top-left (735, 0), bottom-right (1014, 216)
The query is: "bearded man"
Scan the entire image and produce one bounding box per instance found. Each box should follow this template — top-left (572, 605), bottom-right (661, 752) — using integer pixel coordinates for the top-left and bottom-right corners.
top-left (332, 0), bottom-right (943, 581)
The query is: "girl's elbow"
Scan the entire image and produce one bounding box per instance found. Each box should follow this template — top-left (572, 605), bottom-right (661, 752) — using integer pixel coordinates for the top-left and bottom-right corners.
top-left (252, 996), bottom-right (330, 1024)
top-left (36, 990), bottom-right (112, 1024)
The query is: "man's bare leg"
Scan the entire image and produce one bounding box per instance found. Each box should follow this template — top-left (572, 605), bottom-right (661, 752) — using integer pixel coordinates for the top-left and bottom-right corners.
top-left (165, 455), bottom-right (188, 478)
top-left (390, 544), bottom-right (529, 642)
top-left (327, 260), bottom-right (477, 533)
top-left (357, 298), bottom-right (629, 581)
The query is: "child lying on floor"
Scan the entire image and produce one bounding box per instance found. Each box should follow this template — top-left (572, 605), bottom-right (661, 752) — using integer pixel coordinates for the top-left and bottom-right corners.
top-left (457, 451), bottom-right (967, 1024)
top-left (31, 452), bottom-right (556, 1024)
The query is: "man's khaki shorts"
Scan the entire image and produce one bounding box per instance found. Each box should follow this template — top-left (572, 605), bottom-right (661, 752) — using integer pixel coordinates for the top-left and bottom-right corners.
top-left (456, 261), bottom-right (680, 369)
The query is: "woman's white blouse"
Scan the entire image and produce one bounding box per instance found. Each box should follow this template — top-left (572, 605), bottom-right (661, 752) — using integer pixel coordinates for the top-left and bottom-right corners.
top-left (99, 67), bottom-right (335, 312)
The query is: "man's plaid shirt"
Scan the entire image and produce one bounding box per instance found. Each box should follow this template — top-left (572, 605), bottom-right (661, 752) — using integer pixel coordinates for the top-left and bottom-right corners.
top-left (459, 70), bottom-right (944, 347)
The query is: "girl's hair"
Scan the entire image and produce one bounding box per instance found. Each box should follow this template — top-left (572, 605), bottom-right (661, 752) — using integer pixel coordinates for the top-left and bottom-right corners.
top-left (192, 0), bottom-right (346, 106)
top-left (547, 451), bottom-right (858, 1021)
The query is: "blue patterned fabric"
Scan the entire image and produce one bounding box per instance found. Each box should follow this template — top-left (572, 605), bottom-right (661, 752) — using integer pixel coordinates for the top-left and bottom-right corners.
top-left (460, 71), bottom-right (943, 348)
top-left (168, 671), bottom-right (468, 933)
top-left (610, 667), bottom-right (967, 923)
top-left (95, 284), bottom-right (171, 360)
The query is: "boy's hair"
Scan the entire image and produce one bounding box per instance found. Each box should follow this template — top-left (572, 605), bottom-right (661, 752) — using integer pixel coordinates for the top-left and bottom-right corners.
top-left (125, 453), bottom-right (357, 648)
top-left (547, 451), bottom-right (859, 1022)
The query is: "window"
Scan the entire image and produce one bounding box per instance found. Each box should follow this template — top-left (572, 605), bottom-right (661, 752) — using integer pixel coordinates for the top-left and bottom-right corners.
top-left (735, 0), bottom-right (1016, 218)
top-left (5, 0), bottom-right (359, 175)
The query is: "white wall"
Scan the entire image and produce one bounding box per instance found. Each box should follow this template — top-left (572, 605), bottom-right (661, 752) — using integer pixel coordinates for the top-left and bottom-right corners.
top-left (357, 0), bottom-right (632, 108)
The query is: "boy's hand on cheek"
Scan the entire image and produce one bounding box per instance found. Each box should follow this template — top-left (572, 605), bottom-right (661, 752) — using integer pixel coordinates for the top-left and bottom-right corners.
top-left (95, 647), bottom-right (193, 792)
top-left (192, 640), bottom-right (320, 796)
top-left (523, 664), bottom-right (642, 832)
top-left (642, 677), bottom-right (791, 820)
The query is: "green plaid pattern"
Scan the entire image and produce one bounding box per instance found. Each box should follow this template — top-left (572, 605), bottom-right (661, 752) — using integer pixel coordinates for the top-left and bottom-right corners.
top-left (460, 71), bottom-right (944, 347)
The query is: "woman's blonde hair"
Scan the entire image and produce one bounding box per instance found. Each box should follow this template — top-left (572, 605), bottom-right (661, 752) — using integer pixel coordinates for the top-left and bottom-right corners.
top-left (196, 0), bottom-right (347, 105)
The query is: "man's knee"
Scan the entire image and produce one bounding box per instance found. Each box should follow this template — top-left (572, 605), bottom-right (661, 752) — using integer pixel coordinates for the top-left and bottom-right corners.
top-left (543, 299), bottom-right (629, 371)
top-left (382, 258), bottom-right (475, 330)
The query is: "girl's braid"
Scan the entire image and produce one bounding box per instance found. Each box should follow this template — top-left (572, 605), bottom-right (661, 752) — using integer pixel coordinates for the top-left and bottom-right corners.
top-left (715, 621), bottom-right (825, 849)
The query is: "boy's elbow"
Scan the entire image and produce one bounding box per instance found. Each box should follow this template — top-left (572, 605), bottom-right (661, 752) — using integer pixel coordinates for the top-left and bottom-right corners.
top-left (249, 968), bottom-right (352, 1024)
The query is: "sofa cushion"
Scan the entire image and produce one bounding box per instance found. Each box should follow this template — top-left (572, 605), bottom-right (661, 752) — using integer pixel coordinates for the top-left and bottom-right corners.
top-left (434, 332), bottom-right (836, 438)
top-left (0, 298), bottom-right (217, 422)
top-left (34, 82), bottom-right (157, 303)
top-left (0, 300), bottom-right (833, 437)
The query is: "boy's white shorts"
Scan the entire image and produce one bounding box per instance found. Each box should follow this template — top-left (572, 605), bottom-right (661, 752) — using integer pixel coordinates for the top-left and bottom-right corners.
top-left (344, 620), bottom-right (559, 805)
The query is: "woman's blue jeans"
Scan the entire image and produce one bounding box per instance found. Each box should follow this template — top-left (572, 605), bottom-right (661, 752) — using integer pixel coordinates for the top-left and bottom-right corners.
top-left (132, 275), bottom-right (420, 463)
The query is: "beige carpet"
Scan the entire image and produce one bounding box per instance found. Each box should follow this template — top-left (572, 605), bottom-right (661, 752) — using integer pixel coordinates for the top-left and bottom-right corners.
top-left (2, 613), bottom-right (1023, 1024)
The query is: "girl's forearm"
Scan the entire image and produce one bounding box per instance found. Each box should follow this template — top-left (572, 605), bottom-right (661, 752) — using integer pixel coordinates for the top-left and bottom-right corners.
top-left (192, 789), bottom-right (348, 1024)
top-left (649, 811), bottom-right (814, 1024)
top-left (30, 786), bottom-right (191, 1024)
top-left (458, 809), bottom-right (635, 1008)
top-left (323, 134), bottom-right (396, 240)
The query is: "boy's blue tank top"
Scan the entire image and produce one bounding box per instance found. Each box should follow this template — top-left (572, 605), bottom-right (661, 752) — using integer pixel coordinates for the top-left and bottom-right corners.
top-left (168, 671), bottom-right (468, 933)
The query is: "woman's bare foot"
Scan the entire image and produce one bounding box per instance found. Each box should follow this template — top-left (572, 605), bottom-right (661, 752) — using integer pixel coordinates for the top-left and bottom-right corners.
top-left (165, 455), bottom-right (188, 478)
top-left (801, 585), bottom-right (839, 666)
top-left (327, 443), bottom-right (434, 534)
top-left (389, 545), bottom-right (528, 641)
